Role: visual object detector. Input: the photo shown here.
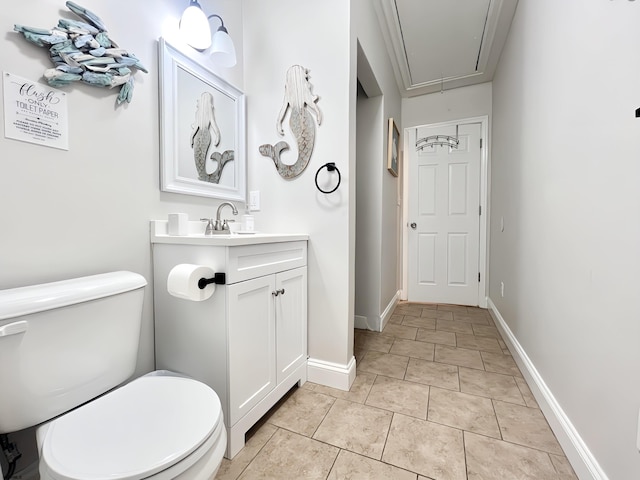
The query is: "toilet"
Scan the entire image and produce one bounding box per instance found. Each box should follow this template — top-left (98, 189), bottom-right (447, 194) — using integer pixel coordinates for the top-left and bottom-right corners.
top-left (0, 271), bottom-right (226, 480)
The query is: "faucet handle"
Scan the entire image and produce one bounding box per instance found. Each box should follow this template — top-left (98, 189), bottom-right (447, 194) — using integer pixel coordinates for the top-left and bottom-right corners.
top-left (200, 218), bottom-right (215, 235)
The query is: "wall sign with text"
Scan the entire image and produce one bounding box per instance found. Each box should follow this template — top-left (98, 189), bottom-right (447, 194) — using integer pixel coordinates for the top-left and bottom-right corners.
top-left (3, 72), bottom-right (69, 150)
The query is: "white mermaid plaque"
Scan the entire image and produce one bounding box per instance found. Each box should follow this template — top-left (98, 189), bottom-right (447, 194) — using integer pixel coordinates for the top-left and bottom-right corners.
top-left (158, 38), bottom-right (246, 201)
top-left (260, 65), bottom-right (321, 179)
top-left (3, 72), bottom-right (69, 150)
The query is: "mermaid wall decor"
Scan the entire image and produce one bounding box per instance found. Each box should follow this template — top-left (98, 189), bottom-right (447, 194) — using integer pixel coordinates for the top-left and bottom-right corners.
top-left (191, 91), bottom-right (234, 184)
top-left (259, 65), bottom-right (322, 179)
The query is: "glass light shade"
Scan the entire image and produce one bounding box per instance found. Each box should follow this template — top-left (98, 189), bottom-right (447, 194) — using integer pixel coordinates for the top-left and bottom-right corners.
top-left (210, 29), bottom-right (237, 67)
top-left (180, 3), bottom-right (211, 50)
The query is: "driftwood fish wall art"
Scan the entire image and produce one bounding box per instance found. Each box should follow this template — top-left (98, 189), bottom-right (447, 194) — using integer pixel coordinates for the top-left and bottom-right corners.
top-left (259, 65), bottom-right (322, 179)
top-left (14, 1), bottom-right (147, 105)
top-left (191, 91), bottom-right (234, 184)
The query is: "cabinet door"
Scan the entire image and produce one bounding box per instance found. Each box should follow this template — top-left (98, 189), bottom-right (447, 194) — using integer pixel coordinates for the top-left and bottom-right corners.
top-left (227, 275), bottom-right (276, 426)
top-left (275, 267), bottom-right (307, 384)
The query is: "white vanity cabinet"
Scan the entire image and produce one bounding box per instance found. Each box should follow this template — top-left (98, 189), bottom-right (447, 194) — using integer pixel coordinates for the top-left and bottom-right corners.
top-left (227, 265), bottom-right (307, 426)
top-left (150, 225), bottom-right (308, 459)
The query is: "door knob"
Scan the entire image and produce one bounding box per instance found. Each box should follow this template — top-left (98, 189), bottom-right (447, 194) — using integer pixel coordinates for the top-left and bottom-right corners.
top-left (410, 223), bottom-right (417, 229)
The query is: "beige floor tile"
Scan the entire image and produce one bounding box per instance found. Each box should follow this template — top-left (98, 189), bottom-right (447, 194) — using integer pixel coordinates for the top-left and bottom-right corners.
top-left (434, 344), bottom-right (484, 369)
top-left (265, 388), bottom-right (335, 437)
top-left (451, 313), bottom-right (490, 325)
top-left (465, 306), bottom-right (491, 316)
top-left (313, 398), bottom-right (393, 459)
top-left (550, 454), bottom-right (579, 479)
top-left (238, 429), bottom-right (338, 480)
top-left (435, 319), bottom-right (474, 334)
top-left (427, 387), bottom-right (500, 438)
top-left (458, 367), bottom-right (525, 405)
top-left (390, 338), bottom-right (435, 361)
top-left (365, 375), bottom-right (430, 419)
top-left (420, 303), bottom-right (438, 311)
top-left (416, 329), bottom-right (457, 347)
top-left (313, 372), bottom-right (376, 404)
top-left (422, 309), bottom-right (454, 320)
top-left (358, 351), bottom-right (409, 379)
top-left (354, 346), bottom-right (366, 365)
top-left (471, 324), bottom-right (501, 339)
top-left (404, 357), bottom-right (459, 391)
top-left (382, 323), bottom-right (418, 340)
top-left (437, 304), bottom-right (469, 314)
top-left (354, 330), bottom-right (394, 353)
top-left (401, 315), bottom-right (437, 330)
top-left (515, 376), bottom-right (539, 408)
top-left (493, 401), bottom-right (564, 454)
top-left (327, 450), bottom-right (417, 480)
top-left (464, 432), bottom-right (559, 480)
top-left (215, 423), bottom-right (278, 480)
top-left (481, 351), bottom-right (522, 376)
top-left (395, 305), bottom-right (424, 316)
top-left (455, 333), bottom-right (503, 353)
top-left (388, 314), bottom-right (405, 324)
top-left (382, 414), bottom-right (466, 480)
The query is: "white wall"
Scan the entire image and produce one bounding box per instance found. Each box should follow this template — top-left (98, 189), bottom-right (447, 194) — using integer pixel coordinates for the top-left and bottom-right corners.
top-left (242, 0), bottom-right (354, 373)
top-left (0, 0), bottom-right (242, 472)
top-left (402, 82), bottom-right (492, 129)
top-left (490, 0), bottom-right (640, 478)
top-left (353, 0), bottom-right (403, 329)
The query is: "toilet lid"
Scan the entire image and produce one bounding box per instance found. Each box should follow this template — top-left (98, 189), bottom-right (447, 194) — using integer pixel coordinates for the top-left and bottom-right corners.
top-left (41, 375), bottom-right (222, 480)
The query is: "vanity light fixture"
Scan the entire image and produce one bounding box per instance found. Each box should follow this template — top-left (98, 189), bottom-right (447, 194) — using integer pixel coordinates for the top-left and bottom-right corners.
top-left (179, 0), bottom-right (237, 67)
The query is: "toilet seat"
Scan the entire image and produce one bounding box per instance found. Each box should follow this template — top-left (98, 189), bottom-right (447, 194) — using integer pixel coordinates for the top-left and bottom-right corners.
top-left (39, 375), bottom-right (223, 480)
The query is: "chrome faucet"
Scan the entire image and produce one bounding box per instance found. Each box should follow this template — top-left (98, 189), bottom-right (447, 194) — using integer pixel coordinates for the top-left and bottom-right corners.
top-left (201, 202), bottom-right (238, 235)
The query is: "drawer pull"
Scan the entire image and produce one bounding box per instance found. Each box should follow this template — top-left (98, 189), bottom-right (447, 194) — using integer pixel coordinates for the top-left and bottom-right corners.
top-left (272, 288), bottom-right (285, 296)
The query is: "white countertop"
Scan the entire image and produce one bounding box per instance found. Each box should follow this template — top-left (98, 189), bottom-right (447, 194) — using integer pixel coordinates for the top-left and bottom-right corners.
top-left (150, 220), bottom-right (308, 246)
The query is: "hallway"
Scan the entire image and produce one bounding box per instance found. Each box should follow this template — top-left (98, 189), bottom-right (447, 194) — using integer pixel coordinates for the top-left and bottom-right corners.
top-left (216, 302), bottom-right (578, 479)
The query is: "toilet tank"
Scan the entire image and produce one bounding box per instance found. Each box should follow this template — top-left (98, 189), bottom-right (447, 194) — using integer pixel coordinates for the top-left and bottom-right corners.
top-left (0, 271), bottom-right (147, 433)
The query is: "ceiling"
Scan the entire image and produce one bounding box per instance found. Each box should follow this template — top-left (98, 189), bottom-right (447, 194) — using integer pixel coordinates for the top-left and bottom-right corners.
top-left (375, 0), bottom-right (519, 97)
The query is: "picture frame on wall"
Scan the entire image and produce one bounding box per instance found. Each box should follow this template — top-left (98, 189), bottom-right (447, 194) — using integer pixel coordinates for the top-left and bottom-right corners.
top-left (387, 118), bottom-right (400, 177)
top-left (158, 38), bottom-right (246, 201)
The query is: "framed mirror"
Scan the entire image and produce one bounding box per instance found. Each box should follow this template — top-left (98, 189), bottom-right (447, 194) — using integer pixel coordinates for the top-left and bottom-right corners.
top-left (158, 38), bottom-right (246, 201)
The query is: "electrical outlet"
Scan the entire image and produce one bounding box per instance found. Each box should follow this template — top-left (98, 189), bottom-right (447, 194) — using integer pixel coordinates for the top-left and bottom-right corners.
top-left (249, 190), bottom-right (261, 211)
top-left (501, 282), bottom-right (505, 298)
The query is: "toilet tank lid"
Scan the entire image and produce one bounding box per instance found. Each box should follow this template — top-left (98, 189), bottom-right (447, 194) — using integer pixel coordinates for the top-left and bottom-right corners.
top-left (0, 271), bottom-right (147, 320)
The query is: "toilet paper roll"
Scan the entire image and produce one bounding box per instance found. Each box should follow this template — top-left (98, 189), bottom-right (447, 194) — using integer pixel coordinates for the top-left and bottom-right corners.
top-left (167, 264), bottom-right (215, 301)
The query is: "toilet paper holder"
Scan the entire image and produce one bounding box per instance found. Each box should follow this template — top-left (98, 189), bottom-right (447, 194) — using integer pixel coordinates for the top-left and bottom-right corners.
top-left (197, 273), bottom-right (226, 289)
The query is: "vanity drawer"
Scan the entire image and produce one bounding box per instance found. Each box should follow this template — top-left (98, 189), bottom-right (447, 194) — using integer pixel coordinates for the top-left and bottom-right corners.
top-left (225, 241), bottom-right (307, 284)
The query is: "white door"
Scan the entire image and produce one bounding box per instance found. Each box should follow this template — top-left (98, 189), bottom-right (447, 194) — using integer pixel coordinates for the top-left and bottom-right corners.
top-left (407, 122), bottom-right (482, 306)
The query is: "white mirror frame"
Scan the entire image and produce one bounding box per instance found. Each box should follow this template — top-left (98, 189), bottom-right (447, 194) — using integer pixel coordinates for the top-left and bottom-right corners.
top-left (158, 37), bottom-right (246, 201)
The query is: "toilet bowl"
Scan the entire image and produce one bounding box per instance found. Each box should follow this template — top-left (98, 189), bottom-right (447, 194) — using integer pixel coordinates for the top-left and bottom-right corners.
top-left (0, 272), bottom-right (226, 480)
top-left (37, 373), bottom-right (226, 480)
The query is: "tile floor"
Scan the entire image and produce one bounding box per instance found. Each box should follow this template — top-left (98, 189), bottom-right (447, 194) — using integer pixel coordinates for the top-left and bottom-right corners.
top-left (215, 303), bottom-right (578, 480)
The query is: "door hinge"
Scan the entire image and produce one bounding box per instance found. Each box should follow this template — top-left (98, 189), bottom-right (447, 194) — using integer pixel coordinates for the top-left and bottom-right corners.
top-left (480, 138), bottom-right (483, 148)
top-left (479, 205), bottom-right (482, 216)
top-left (478, 272), bottom-right (481, 282)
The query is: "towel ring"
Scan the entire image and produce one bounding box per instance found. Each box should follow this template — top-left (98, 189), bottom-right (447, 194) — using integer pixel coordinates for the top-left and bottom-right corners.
top-left (315, 162), bottom-right (341, 194)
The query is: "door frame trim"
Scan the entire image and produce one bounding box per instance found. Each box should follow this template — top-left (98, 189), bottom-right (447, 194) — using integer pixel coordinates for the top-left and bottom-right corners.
top-left (401, 115), bottom-right (489, 307)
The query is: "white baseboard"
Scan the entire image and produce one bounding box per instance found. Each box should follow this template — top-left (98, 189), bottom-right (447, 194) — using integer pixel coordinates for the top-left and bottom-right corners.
top-left (380, 291), bottom-right (400, 331)
top-left (354, 291), bottom-right (400, 332)
top-left (354, 314), bottom-right (374, 330)
top-left (487, 298), bottom-right (608, 480)
top-left (307, 356), bottom-right (356, 391)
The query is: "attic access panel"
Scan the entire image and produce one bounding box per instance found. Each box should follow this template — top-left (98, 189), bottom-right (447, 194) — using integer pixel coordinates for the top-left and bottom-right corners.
top-left (395, 0), bottom-right (491, 86)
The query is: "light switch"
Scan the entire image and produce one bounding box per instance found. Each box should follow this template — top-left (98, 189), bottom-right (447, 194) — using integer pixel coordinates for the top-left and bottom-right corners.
top-left (249, 190), bottom-right (261, 211)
